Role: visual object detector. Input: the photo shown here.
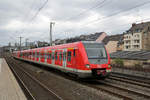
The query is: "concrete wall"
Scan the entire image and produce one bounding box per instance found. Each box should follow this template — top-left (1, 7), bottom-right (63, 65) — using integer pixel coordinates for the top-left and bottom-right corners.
top-left (111, 58), bottom-right (150, 78)
top-left (105, 41), bottom-right (118, 53)
top-left (111, 59), bottom-right (150, 68)
top-left (142, 31), bottom-right (150, 50)
top-left (112, 67), bottom-right (150, 79)
top-left (117, 44), bottom-right (123, 51)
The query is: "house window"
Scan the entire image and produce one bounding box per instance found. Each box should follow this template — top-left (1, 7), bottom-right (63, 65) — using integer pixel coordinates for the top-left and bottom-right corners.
top-left (126, 46), bottom-right (129, 49)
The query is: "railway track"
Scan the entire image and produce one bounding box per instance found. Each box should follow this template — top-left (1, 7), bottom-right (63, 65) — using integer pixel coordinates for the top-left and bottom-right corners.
top-left (108, 76), bottom-right (150, 88)
top-left (81, 79), bottom-right (150, 100)
top-left (5, 56), bottom-right (63, 100)
top-left (85, 82), bottom-right (132, 100)
top-left (4, 54), bottom-right (150, 100)
top-left (99, 80), bottom-right (150, 99)
top-left (110, 73), bottom-right (150, 84)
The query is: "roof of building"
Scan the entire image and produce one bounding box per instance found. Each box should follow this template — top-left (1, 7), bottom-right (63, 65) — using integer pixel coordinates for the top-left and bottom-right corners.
top-left (66, 32), bottom-right (104, 43)
top-left (110, 51), bottom-right (150, 60)
top-left (102, 34), bottom-right (123, 45)
top-left (126, 22), bottom-right (150, 34)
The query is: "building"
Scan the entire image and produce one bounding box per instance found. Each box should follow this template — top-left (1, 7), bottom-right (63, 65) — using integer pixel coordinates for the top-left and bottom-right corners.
top-left (66, 32), bottom-right (107, 43)
top-left (123, 22), bottom-right (150, 51)
top-left (96, 32), bottom-right (107, 42)
top-left (102, 34), bottom-right (123, 53)
top-left (53, 32), bottom-right (107, 45)
top-left (110, 51), bottom-right (150, 68)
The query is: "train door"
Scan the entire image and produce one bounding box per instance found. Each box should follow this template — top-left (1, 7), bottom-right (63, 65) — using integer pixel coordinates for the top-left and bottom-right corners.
top-left (29, 51), bottom-right (31, 60)
top-left (17, 52), bottom-right (20, 58)
top-left (63, 49), bottom-right (67, 69)
top-left (66, 48), bottom-right (78, 72)
top-left (44, 49), bottom-right (47, 63)
top-left (34, 50), bottom-right (36, 61)
top-left (40, 48), bottom-right (45, 63)
top-left (52, 49), bottom-right (55, 65)
top-left (38, 49), bottom-right (41, 62)
top-left (72, 48), bottom-right (77, 70)
top-left (33, 50), bottom-right (35, 61)
top-left (22, 52), bottom-right (24, 58)
top-left (47, 49), bottom-right (52, 64)
top-left (31, 50), bottom-right (33, 60)
top-left (36, 49), bottom-right (39, 62)
top-left (59, 50), bottom-right (63, 66)
top-left (54, 50), bottom-right (58, 65)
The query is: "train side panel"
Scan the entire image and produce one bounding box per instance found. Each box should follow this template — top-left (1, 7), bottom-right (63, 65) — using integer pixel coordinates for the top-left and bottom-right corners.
top-left (13, 41), bottom-right (111, 79)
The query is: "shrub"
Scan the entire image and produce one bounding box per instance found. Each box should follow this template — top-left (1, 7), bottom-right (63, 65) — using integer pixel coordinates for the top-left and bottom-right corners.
top-left (114, 58), bottom-right (124, 67)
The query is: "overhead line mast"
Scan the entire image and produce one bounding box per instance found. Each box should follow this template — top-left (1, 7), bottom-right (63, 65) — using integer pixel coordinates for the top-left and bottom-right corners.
top-left (49, 22), bottom-right (55, 46)
top-left (18, 36), bottom-right (23, 51)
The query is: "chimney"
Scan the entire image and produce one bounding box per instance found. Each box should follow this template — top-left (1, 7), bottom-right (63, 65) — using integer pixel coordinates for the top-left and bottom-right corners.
top-left (132, 23), bottom-right (136, 27)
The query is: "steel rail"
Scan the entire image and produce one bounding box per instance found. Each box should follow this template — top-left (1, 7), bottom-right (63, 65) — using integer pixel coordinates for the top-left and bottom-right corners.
top-left (5, 58), bottom-right (36, 100)
top-left (5, 57), bottom-right (63, 100)
top-left (108, 76), bottom-right (150, 88)
top-left (111, 73), bottom-right (150, 84)
top-left (98, 81), bottom-right (150, 99)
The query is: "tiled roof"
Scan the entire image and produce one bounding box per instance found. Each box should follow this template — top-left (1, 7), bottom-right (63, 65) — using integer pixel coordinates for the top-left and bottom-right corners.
top-left (102, 34), bottom-right (123, 45)
top-left (110, 51), bottom-right (150, 60)
top-left (126, 22), bottom-right (150, 34)
top-left (66, 32), bottom-right (103, 43)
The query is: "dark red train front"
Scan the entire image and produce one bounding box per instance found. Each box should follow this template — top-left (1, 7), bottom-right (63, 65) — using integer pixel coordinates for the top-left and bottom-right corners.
top-left (76, 41), bottom-right (111, 79)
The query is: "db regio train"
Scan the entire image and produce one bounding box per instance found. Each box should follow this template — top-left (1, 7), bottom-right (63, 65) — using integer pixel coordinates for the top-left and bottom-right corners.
top-left (13, 41), bottom-right (111, 79)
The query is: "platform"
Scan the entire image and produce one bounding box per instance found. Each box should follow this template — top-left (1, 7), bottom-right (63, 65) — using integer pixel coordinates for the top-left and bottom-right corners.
top-left (0, 58), bottom-right (27, 100)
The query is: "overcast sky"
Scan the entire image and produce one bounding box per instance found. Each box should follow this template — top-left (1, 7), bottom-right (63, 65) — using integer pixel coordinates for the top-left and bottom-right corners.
top-left (1, 0), bottom-right (150, 46)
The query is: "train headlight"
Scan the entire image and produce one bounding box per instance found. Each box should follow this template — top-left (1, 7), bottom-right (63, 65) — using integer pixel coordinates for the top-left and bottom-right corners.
top-left (108, 64), bottom-right (111, 68)
top-left (85, 64), bottom-right (90, 68)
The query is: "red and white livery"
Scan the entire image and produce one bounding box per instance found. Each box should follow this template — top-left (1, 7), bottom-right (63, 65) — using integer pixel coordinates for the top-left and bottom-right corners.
top-left (13, 41), bottom-right (111, 79)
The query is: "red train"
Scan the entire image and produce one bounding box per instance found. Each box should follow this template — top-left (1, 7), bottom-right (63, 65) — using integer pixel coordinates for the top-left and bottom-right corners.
top-left (13, 41), bottom-right (111, 79)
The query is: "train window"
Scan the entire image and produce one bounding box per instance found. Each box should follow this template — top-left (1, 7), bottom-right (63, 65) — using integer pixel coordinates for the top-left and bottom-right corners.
top-left (33, 52), bottom-right (35, 57)
top-left (59, 52), bottom-right (63, 61)
top-left (52, 51), bottom-right (54, 59)
top-left (36, 52), bottom-right (38, 58)
top-left (40, 53), bottom-right (42, 58)
top-left (45, 53), bottom-right (47, 59)
top-left (73, 49), bottom-right (76, 56)
top-left (67, 51), bottom-right (71, 62)
top-left (63, 52), bottom-right (66, 60)
top-left (55, 52), bottom-right (58, 60)
top-left (41, 53), bottom-right (42, 58)
top-left (49, 53), bottom-right (51, 59)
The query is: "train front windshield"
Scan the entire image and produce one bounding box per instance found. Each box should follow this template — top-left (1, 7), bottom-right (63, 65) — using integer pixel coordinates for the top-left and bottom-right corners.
top-left (83, 42), bottom-right (108, 64)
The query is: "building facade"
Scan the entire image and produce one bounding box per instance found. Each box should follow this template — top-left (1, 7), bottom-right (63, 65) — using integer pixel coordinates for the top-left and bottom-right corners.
top-left (105, 41), bottom-right (118, 53)
top-left (96, 32), bottom-right (107, 42)
top-left (123, 22), bottom-right (150, 51)
top-left (102, 34), bottom-right (123, 53)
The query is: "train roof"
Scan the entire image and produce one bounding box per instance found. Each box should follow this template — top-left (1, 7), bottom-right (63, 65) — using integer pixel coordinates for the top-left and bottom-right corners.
top-left (18, 41), bottom-right (103, 52)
